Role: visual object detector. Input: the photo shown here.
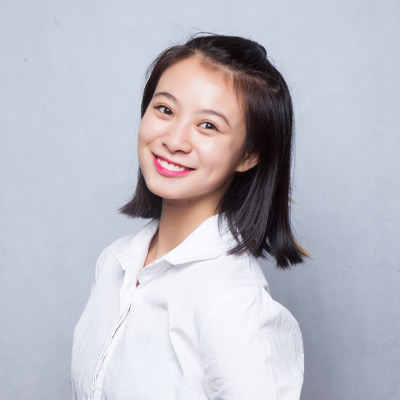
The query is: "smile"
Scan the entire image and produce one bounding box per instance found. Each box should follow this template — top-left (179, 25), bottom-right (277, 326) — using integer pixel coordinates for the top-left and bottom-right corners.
top-left (156, 156), bottom-right (190, 171)
top-left (153, 154), bottom-right (194, 177)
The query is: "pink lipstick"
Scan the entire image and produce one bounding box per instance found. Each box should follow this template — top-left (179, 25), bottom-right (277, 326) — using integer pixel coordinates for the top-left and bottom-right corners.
top-left (153, 154), bottom-right (193, 177)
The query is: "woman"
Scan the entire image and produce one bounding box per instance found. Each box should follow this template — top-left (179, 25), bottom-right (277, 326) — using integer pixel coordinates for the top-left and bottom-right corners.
top-left (71, 33), bottom-right (308, 400)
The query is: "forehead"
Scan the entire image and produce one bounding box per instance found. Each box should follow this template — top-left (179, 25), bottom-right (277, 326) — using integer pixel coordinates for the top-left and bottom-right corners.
top-left (155, 56), bottom-right (244, 116)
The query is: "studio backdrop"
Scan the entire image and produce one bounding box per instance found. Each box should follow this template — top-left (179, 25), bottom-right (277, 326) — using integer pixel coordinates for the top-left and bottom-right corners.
top-left (1, 1), bottom-right (399, 399)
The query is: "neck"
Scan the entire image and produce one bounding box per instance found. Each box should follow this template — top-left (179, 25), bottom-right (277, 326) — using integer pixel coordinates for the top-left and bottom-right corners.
top-left (148, 198), bottom-right (219, 263)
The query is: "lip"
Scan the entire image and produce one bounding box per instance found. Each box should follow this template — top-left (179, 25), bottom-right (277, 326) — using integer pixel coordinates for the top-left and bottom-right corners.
top-left (152, 153), bottom-right (194, 177)
top-left (153, 153), bottom-right (193, 169)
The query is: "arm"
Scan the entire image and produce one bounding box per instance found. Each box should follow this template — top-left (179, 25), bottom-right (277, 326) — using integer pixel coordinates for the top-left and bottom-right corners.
top-left (199, 284), bottom-right (304, 400)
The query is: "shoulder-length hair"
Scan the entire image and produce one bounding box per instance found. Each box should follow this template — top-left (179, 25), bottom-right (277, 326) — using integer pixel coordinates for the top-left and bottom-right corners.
top-left (119, 33), bottom-right (309, 268)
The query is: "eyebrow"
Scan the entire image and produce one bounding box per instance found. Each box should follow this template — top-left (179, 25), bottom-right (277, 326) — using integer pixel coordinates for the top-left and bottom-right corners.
top-left (153, 91), bottom-right (231, 128)
top-left (199, 109), bottom-right (231, 128)
top-left (153, 92), bottom-right (180, 105)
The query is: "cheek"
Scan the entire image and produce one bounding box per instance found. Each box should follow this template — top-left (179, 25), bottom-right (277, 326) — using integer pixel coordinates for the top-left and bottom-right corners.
top-left (197, 137), bottom-right (244, 174)
top-left (137, 119), bottom-right (155, 167)
top-left (137, 117), bottom-right (163, 165)
top-left (137, 126), bottom-right (147, 160)
top-left (138, 112), bottom-right (165, 145)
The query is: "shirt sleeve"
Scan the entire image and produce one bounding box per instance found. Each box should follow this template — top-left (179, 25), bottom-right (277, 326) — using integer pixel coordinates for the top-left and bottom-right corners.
top-left (199, 284), bottom-right (304, 400)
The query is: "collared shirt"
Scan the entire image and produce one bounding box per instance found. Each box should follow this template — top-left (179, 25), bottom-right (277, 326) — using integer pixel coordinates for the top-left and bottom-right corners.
top-left (71, 214), bottom-right (304, 400)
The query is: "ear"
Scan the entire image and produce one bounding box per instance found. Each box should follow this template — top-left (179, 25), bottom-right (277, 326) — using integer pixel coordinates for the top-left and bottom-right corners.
top-left (235, 152), bottom-right (258, 173)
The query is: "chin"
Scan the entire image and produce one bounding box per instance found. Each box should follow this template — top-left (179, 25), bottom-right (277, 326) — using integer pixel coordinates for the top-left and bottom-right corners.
top-left (144, 180), bottom-right (178, 200)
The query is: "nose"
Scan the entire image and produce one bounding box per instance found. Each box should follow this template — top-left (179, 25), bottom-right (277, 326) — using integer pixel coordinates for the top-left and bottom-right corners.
top-left (162, 121), bottom-right (193, 154)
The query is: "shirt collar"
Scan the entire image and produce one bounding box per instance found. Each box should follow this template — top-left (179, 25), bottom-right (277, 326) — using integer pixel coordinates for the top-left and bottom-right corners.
top-left (115, 214), bottom-right (237, 276)
top-left (164, 214), bottom-right (236, 265)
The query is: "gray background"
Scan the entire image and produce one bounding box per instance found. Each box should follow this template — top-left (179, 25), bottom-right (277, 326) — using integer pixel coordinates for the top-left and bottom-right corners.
top-left (1, 0), bottom-right (399, 399)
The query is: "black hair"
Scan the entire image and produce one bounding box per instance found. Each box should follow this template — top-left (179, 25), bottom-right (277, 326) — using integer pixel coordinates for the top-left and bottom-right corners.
top-left (119, 33), bottom-right (309, 268)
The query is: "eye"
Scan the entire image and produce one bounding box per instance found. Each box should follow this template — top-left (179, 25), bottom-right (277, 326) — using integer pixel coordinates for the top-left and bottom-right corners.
top-left (199, 121), bottom-right (219, 131)
top-left (154, 105), bottom-right (173, 116)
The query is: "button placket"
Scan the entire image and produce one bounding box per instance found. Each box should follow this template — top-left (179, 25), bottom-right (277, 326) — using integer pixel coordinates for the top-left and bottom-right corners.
top-left (88, 270), bottom-right (138, 400)
top-left (88, 304), bottom-right (131, 400)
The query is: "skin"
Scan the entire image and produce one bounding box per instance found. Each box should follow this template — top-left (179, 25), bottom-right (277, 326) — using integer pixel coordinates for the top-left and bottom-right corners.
top-left (137, 56), bottom-right (258, 267)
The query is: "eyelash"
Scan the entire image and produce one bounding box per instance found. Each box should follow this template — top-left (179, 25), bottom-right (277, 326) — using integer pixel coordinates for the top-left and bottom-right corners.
top-left (154, 105), bottom-right (220, 131)
top-left (154, 105), bottom-right (173, 116)
top-left (199, 121), bottom-right (219, 131)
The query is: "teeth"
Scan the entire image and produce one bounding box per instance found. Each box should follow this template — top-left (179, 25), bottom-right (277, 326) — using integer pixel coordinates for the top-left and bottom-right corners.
top-left (157, 157), bottom-right (188, 172)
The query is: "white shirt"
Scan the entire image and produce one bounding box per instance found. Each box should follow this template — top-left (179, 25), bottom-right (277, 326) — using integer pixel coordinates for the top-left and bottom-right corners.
top-left (71, 214), bottom-right (304, 400)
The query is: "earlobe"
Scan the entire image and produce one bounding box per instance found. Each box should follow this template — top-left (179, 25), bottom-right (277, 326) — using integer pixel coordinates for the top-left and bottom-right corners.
top-left (235, 152), bottom-right (259, 173)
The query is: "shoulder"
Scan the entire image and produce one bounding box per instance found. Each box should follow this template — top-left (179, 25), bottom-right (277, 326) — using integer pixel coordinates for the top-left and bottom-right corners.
top-left (192, 253), bottom-right (269, 302)
top-left (192, 254), bottom-right (302, 353)
top-left (93, 234), bottom-right (135, 280)
top-left (102, 234), bottom-right (135, 257)
top-left (96, 234), bottom-right (135, 263)
top-left (187, 253), bottom-right (267, 323)
top-left (98, 218), bottom-right (158, 260)
top-left (199, 281), bottom-right (302, 342)
top-left (198, 279), bottom-right (304, 383)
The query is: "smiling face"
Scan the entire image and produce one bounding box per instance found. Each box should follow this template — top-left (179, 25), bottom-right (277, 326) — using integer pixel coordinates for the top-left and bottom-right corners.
top-left (137, 56), bottom-right (257, 211)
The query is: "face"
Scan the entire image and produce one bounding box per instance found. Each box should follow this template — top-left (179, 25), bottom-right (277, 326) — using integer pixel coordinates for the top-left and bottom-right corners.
top-left (137, 56), bottom-right (256, 209)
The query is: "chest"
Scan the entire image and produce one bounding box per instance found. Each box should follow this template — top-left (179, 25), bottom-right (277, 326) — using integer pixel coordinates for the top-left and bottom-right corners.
top-left (72, 271), bottom-right (205, 399)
